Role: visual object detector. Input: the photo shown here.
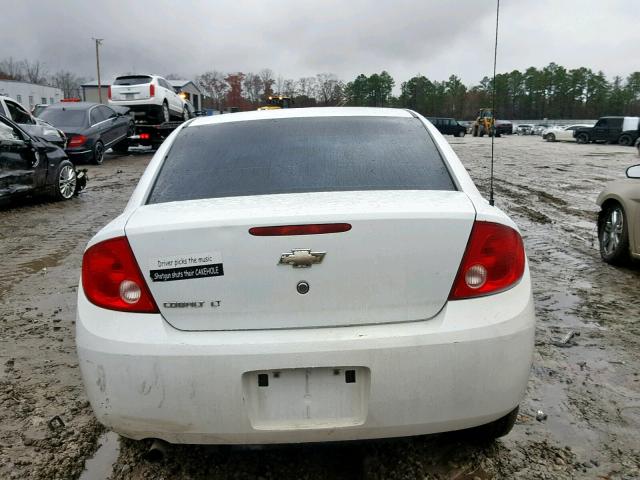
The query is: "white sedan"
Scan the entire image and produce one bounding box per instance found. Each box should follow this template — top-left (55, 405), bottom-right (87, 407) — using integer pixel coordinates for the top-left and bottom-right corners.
top-left (542, 124), bottom-right (593, 142)
top-left (77, 107), bottom-right (535, 445)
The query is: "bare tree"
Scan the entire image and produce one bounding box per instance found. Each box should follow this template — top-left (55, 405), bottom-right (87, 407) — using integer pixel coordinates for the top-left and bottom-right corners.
top-left (275, 75), bottom-right (285, 95)
top-left (243, 73), bottom-right (263, 104)
top-left (316, 73), bottom-right (344, 105)
top-left (297, 77), bottom-right (317, 98)
top-left (282, 79), bottom-right (297, 98)
top-left (50, 70), bottom-right (84, 98)
top-left (23, 59), bottom-right (47, 84)
top-left (0, 57), bottom-right (25, 80)
top-left (259, 69), bottom-right (275, 100)
top-left (197, 71), bottom-right (228, 111)
top-left (164, 73), bottom-right (183, 80)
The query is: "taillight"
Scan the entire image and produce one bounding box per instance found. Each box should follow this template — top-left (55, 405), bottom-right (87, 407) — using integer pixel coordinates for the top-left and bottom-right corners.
top-left (82, 237), bottom-right (158, 313)
top-left (68, 135), bottom-right (87, 148)
top-left (249, 223), bottom-right (352, 236)
top-left (149, 84), bottom-right (155, 97)
top-left (107, 86), bottom-right (111, 100)
top-left (449, 221), bottom-right (525, 300)
top-left (139, 133), bottom-right (150, 140)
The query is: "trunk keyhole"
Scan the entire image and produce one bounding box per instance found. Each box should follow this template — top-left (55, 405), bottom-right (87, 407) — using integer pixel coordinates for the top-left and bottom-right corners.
top-left (297, 281), bottom-right (310, 295)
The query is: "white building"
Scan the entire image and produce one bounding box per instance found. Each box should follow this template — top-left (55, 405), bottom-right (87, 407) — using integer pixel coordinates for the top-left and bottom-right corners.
top-left (0, 80), bottom-right (64, 110)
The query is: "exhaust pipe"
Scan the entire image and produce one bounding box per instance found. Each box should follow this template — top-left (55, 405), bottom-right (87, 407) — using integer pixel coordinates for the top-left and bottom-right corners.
top-left (145, 439), bottom-right (168, 463)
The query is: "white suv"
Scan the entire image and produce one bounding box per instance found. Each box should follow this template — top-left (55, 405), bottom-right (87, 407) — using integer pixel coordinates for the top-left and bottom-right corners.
top-left (108, 75), bottom-right (186, 123)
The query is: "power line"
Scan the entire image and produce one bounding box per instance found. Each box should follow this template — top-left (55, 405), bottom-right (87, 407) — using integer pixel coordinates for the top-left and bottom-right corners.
top-left (92, 38), bottom-right (103, 103)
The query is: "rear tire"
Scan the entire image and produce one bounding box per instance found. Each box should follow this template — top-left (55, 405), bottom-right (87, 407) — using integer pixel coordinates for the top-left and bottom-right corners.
top-left (49, 160), bottom-right (77, 201)
top-left (576, 132), bottom-right (589, 144)
top-left (598, 202), bottom-right (630, 265)
top-left (160, 102), bottom-right (170, 123)
top-left (472, 126), bottom-right (478, 137)
top-left (618, 134), bottom-right (632, 147)
top-left (112, 123), bottom-right (134, 154)
top-left (92, 141), bottom-right (104, 165)
top-left (546, 133), bottom-right (556, 142)
top-left (467, 406), bottom-right (519, 443)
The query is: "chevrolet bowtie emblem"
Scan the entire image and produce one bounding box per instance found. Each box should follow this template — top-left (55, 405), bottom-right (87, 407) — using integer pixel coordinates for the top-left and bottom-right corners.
top-left (279, 249), bottom-right (326, 268)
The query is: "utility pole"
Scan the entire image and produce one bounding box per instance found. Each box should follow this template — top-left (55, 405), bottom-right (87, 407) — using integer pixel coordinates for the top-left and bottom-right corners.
top-left (93, 38), bottom-right (103, 103)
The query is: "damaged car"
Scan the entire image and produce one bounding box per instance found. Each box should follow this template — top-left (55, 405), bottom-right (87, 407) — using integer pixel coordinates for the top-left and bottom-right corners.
top-left (0, 115), bottom-right (86, 202)
top-left (0, 95), bottom-right (67, 148)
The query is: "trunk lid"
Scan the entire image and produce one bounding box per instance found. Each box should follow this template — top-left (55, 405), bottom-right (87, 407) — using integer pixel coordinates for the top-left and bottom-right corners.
top-left (111, 76), bottom-right (153, 101)
top-left (125, 190), bottom-right (476, 331)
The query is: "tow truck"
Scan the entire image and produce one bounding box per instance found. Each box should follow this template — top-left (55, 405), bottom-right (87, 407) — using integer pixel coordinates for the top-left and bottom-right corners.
top-left (126, 120), bottom-right (186, 150)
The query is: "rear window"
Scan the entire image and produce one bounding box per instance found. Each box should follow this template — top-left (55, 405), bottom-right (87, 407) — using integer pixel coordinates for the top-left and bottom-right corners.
top-left (114, 76), bottom-right (152, 86)
top-left (147, 116), bottom-right (455, 204)
top-left (39, 108), bottom-right (86, 127)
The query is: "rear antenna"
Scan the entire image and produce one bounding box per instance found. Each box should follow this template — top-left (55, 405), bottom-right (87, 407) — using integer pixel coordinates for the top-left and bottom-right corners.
top-left (489, 0), bottom-right (500, 206)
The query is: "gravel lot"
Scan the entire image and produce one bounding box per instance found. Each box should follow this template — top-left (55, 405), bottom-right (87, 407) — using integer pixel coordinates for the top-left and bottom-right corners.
top-left (0, 135), bottom-right (639, 479)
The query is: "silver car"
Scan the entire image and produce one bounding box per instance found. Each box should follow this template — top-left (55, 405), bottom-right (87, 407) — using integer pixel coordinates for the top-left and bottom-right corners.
top-left (597, 164), bottom-right (640, 264)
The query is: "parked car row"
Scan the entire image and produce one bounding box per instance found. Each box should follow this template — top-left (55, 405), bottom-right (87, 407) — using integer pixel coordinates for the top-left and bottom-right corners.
top-left (427, 118), bottom-right (514, 137)
top-left (540, 116), bottom-right (639, 146)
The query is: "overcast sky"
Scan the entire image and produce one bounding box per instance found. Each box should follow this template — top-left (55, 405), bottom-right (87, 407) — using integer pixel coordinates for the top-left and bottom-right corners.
top-left (1, 0), bottom-right (637, 87)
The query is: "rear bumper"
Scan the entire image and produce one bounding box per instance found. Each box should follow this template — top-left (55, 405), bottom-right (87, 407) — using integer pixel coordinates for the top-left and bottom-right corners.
top-left (65, 148), bottom-right (93, 162)
top-left (76, 270), bottom-right (535, 444)
top-left (108, 100), bottom-right (162, 117)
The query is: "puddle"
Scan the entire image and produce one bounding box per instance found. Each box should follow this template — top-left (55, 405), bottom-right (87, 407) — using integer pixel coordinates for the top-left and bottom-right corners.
top-left (79, 431), bottom-right (120, 480)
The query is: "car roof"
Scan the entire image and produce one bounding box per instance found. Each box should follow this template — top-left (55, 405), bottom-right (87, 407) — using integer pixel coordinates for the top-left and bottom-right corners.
top-left (115, 74), bottom-right (155, 78)
top-left (189, 107), bottom-right (413, 127)
top-left (46, 102), bottom-right (98, 111)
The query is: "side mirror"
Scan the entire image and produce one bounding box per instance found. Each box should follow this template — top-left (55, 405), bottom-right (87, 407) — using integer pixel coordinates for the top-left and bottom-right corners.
top-left (626, 164), bottom-right (640, 179)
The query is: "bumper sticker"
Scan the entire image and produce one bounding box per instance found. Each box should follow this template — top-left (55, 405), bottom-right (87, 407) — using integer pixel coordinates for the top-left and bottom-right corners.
top-left (149, 252), bottom-right (223, 282)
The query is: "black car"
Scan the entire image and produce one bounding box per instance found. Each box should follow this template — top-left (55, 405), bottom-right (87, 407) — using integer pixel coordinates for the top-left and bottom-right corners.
top-left (38, 102), bottom-right (134, 164)
top-left (427, 117), bottom-right (467, 137)
top-left (0, 115), bottom-right (86, 202)
top-left (574, 116), bottom-right (640, 146)
top-left (495, 120), bottom-right (513, 135)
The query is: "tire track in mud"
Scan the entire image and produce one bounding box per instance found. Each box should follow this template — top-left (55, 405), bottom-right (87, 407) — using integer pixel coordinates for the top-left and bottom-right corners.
top-left (0, 155), bottom-right (147, 302)
top-left (2, 139), bottom-right (640, 479)
top-left (0, 153), bottom-right (153, 480)
top-left (454, 136), bottom-right (640, 478)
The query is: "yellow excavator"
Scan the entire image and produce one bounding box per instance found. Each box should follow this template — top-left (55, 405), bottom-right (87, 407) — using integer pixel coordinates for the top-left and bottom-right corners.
top-left (472, 108), bottom-right (500, 137)
top-left (257, 95), bottom-right (293, 110)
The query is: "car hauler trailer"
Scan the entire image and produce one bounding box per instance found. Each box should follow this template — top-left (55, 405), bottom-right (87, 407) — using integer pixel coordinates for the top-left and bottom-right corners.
top-left (126, 120), bottom-right (185, 150)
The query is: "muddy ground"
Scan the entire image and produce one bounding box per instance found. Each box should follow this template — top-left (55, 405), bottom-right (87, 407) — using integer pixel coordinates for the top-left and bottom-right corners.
top-left (0, 135), bottom-right (639, 479)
